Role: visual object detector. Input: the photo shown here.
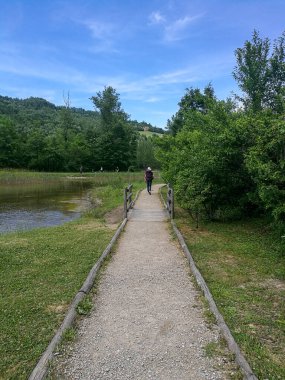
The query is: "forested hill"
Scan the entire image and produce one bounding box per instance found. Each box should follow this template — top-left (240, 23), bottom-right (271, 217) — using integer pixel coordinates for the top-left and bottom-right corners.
top-left (0, 92), bottom-right (162, 171)
top-left (0, 95), bottom-right (163, 134)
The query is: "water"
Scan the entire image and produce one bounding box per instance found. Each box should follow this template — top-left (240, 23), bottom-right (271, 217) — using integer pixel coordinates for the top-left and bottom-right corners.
top-left (0, 179), bottom-right (93, 234)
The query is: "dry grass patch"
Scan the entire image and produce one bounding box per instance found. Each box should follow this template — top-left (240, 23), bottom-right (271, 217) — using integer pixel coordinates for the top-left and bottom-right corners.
top-left (262, 278), bottom-right (285, 291)
top-left (75, 220), bottom-right (103, 231)
top-left (104, 205), bottom-right (124, 228)
top-left (46, 303), bottom-right (69, 314)
top-left (2, 238), bottom-right (30, 247)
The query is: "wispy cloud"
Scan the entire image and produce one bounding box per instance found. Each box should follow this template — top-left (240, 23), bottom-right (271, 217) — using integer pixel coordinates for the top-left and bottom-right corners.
top-left (148, 9), bottom-right (205, 42)
top-left (78, 19), bottom-right (114, 41)
top-left (164, 14), bottom-right (203, 41)
top-left (51, 4), bottom-right (118, 52)
top-left (149, 11), bottom-right (166, 25)
top-left (145, 96), bottom-right (161, 103)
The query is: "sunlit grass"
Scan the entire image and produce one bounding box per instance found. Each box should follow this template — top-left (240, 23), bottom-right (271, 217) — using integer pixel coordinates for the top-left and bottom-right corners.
top-left (175, 208), bottom-right (285, 380)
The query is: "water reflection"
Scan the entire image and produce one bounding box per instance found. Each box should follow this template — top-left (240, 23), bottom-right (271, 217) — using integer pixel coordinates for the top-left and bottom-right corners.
top-left (0, 179), bottom-right (93, 234)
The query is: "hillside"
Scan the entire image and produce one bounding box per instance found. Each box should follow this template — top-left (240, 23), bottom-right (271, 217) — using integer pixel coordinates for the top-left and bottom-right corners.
top-left (0, 95), bottom-right (163, 134)
top-left (0, 94), bottom-right (161, 171)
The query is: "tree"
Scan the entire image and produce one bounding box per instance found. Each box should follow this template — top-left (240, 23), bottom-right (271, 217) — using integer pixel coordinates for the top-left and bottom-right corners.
top-left (0, 116), bottom-right (19, 167)
top-left (60, 92), bottom-right (75, 144)
top-left (267, 32), bottom-right (285, 113)
top-left (157, 87), bottom-right (255, 220)
top-left (90, 86), bottom-right (137, 170)
top-left (90, 86), bottom-right (128, 129)
top-left (233, 30), bottom-right (285, 113)
top-left (167, 84), bottom-right (216, 135)
top-left (137, 135), bottom-right (159, 169)
top-left (246, 114), bottom-right (285, 223)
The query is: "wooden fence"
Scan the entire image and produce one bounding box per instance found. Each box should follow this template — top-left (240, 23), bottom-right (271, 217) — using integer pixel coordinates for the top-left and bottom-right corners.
top-left (124, 184), bottom-right (133, 218)
top-left (166, 184), bottom-right (174, 219)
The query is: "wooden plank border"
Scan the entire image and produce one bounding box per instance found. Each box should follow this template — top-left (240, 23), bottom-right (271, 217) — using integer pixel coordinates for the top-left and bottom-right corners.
top-left (159, 185), bottom-right (257, 380)
top-left (171, 221), bottom-right (257, 379)
top-left (29, 190), bottom-right (141, 380)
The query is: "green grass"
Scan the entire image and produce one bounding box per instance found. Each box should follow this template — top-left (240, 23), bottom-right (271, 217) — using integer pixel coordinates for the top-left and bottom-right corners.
top-left (0, 172), bottom-right (144, 379)
top-left (175, 208), bottom-right (285, 380)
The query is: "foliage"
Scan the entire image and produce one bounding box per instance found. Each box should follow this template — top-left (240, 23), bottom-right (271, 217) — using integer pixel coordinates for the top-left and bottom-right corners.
top-left (157, 30), bottom-right (285, 234)
top-left (128, 119), bottom-right (165, 134)
top-left (136, 135), bottom-right (160, 169)
top-left (90, 86), bottom-right (128, 129)
top-left (233, 30), bottom-right (285, 113)
top-left (0, 90), bottom-right (160, 172)
top-left (157, 88), bottom-right (254, 221)
top-left (166, 83), bottom-right (216, 135)
top-left (245, 113), bottom-right (285, 225)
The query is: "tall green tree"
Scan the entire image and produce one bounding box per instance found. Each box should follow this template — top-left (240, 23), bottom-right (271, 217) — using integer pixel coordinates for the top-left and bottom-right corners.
top-left (90, 86), bottom-right (137, 170)
top-left (137, 135), bottom-right (159, 169)
top-left (157, 89), bottom-right (254, 220)
top-left (0, 116), bottom-right (19, 167)
top-left (90, 86), bottom-right (128, 129)
top-left (246, 113), bottom-right (285, 223)
top-left (233, 30), bottom-right (285, 113)
top-left (167, 84), bottom-right (216, 135)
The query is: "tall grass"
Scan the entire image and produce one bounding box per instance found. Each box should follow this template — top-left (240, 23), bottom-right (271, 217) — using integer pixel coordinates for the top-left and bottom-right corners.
top-left (0, 169), bottom-right (144, 186)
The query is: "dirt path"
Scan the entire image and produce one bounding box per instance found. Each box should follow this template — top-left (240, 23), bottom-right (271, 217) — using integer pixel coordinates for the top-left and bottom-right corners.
top-left (54, 185), bottom-right (229, 379)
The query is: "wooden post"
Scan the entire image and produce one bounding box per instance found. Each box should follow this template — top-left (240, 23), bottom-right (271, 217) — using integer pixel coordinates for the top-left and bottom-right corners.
top-left (124, 184), bottom-right (133, 219)
top-left (124, 187), bottom-right (127, 219)
top-left (170, 187), bottom-right (174, 219)
top-left (167, 184), bottom-right (174, 219)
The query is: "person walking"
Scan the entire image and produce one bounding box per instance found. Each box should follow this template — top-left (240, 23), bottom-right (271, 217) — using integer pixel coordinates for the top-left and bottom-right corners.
top-left (144, 167), bottom-right (154, 195)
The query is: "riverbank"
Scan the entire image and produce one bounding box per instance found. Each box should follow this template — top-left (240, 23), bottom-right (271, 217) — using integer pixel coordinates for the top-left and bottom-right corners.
top-left (173, 206), bottom-right (285, 379)
top-left (0, 172), bottom-right (144, 379)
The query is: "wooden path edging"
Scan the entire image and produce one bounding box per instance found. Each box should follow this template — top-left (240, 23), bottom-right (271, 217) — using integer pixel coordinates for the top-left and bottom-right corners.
top-left (159, 186), bottom-right (257, 380)
top-left (29, 190), bottom-right (141, 380)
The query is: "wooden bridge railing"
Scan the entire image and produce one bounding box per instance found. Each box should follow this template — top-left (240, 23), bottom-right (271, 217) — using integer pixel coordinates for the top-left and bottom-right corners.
top-left (166, 184), bottom-right (174, 219)
top-left (124, 184), bottom-right (133, 218)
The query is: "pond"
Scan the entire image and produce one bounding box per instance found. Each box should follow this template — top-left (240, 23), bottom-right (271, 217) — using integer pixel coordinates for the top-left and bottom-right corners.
top-left (0, 179), bottom-right (94, 234)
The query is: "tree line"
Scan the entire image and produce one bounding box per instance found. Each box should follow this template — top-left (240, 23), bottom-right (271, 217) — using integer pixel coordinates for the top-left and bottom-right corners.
top-left (156, 30), bottom-right (285, 235)
top-left (0, 90), bottom-right (161, 172)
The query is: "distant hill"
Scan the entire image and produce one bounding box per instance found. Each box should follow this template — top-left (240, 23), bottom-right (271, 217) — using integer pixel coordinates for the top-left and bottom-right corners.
top-left (139, 130), bottom-right (164, 138)
top-left (0, 95), bottom-right (161, 133)
top-left (0, 95), bottom-right (100, 132)
top-left (128, 120), bottom-right (165, 134)
top-left (0, 94), bottom-right (162, 171)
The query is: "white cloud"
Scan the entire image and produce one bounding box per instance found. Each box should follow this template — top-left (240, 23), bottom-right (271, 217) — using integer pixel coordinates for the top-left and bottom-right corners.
top-left (164, 14), bottom-right (204, 42)
top-left (145, 96), bottom-right (161, 103)
top-left (80, 19), bottom-right (114, 40)
top-left (149, 11), bottom-right (166, 25)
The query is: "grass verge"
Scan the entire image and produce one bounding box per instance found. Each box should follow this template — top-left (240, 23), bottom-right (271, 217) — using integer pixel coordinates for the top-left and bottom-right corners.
top-left (0, 173), bottom-right (144, 379)
top-left (175, 207), bottom-right (285, 380)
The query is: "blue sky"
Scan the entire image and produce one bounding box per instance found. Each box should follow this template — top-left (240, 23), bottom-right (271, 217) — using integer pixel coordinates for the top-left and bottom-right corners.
top-left (0, 0), bottom-right (284, 128)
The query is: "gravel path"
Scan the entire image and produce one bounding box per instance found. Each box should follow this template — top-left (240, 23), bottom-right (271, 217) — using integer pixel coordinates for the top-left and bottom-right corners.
top-left (54, 185), bottom-right (229, 379)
